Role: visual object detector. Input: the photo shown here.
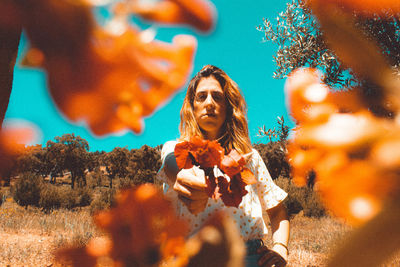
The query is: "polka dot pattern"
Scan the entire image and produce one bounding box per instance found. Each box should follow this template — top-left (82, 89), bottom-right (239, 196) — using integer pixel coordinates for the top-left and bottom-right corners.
top-left (157, 141), bottom-right (288, 241)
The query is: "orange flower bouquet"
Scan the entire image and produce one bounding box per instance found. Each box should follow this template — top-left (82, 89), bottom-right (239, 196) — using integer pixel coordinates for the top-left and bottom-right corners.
top-left (174, 136), bottom-right (256, 208)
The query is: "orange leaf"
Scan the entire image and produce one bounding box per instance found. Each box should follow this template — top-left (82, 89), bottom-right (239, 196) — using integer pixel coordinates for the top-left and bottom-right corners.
top-left (127, 0), bottom-right (215, 32)
top-left (174, 141), bottom-right (195, 169)
top-left (205, 174), bottom-right (221, 199)
top-left (193, 138), bottom-right (224, 168)
top-left (174, 136), bottom-right (224, 169)
top-left (220, 149), bottom-right (246, 177)
top-left (219, 174), bottom-right (248, 208)
top-left (46, 29), bottom-right (197, 135)
top-left (239, 167), bottom-right (257, 185)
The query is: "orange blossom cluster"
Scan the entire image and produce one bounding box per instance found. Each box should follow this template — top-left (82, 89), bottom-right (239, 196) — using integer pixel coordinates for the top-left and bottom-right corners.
top-left (0, 0), bottom-right (215, 135)
top-left (174, 136), bottom-right (257, 208)
top-left (285, 68), bottom-right (400, 225)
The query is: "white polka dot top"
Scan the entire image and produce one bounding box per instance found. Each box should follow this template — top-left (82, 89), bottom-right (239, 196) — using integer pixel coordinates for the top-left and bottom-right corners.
top-left (157, 140), bottom-right (288, 241)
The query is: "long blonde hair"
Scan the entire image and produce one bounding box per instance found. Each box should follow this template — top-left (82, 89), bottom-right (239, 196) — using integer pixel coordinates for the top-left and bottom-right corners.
top-left (179, 65), bottom-right (252, 154)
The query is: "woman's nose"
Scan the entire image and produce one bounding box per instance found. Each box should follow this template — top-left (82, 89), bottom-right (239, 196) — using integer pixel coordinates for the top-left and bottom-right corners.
top-left (204, 93), bottom-right (215, 107)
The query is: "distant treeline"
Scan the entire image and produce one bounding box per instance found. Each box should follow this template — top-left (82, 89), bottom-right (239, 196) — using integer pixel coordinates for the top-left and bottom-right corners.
top-left (6, 133), bottom-right (292, 189)
top-left (3, 123), bottom-right (325, 216)
top-left (4, 133), bottom-right (162, 189)
top-left (4, 128), bottom-right (325, 217)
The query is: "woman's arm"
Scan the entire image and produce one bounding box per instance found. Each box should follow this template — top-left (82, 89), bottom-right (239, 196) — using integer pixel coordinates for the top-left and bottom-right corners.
top-left (258, 202), bottom-right (290, 266)
top-left (163, 152), bottom-right (208, 214)
top-left (268, 202), bottom-right (290, 259)
top-left (163, 152), bottom-right (180, 184)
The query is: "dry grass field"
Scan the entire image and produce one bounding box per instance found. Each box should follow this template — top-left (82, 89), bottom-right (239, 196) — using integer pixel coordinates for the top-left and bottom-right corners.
top-left (1, 192), bottom-right (399, 266)
top-left (0, 198), bottom-right (100, 266)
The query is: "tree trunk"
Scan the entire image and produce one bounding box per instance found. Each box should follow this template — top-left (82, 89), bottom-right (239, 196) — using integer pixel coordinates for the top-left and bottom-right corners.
top-left (81, 172), bottom-right (87, 186)
top-left (71, 172), bottom-right (75, 189)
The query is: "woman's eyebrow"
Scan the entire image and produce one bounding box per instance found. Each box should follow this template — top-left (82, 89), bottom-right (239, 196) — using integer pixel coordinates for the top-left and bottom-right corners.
top-left (195, 91), bottom-right (207, 95)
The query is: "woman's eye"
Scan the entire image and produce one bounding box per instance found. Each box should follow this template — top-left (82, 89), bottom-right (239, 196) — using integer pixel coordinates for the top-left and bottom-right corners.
top-left (195, 94), bottom-right (206, 101)
top-left (213, 93), bottom-right (224, 102)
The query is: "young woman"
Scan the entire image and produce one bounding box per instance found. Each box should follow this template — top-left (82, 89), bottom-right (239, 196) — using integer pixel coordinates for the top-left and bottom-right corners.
top-left (157, 65), bottom-right (289, 267)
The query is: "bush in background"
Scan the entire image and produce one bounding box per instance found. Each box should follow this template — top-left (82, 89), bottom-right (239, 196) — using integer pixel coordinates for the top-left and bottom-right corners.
top-left (127, 169), bottom-right (158, 186)
top-left (39, 185), bottom-right (93, 211)
top-left (127, 145), bottom-right (161, 185)
top-left (75, 187), bottom-right (93, 207)
top-left (39, 184), bottom-right (62, 211)
top-left (255, 116), bottom-right (290, 180)
top-left (86, 167), bottom-right (108, 189)
top-left (89, 187), bottom-right (116, 214)
top-left (12, 173), bottom-right (94, 211)
top-left (254, 142), bottom-right (290, 180)
top-left (275, 176), bottom-right (325, 218)
top-left (13, 172), bottom-right (43, 207)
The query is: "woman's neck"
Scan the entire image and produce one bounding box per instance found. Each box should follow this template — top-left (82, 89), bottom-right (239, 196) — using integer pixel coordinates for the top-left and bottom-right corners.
top-left (203, 129), bottom-right (226, 141)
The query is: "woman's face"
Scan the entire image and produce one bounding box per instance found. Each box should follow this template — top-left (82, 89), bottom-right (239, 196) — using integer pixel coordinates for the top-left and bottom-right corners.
top-left (193, 77), bottom-right (227, 140)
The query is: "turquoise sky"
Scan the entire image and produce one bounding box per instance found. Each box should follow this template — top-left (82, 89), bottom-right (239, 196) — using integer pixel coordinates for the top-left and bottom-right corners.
top-left (5, 0), bottom-right (292, 152)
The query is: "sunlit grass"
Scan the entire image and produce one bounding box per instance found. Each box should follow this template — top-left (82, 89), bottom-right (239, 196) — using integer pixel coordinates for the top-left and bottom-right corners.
top-left (1, 193), bottom-right (399, 266)
top-left (0, 196), bottom-right (101, 266)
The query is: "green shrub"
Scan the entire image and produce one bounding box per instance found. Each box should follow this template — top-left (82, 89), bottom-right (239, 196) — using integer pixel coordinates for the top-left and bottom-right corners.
top-left (37, 184), bottom-right (94, 210)
top-left (13, 172), bottom-right (43, 207)
top-left (75, 187), bottom-right (93, 207)
top-left (275, 176), bottom-right (325, 218)
top-left (274, 177), bottom-right (303, 216)
top-left (114, 176), bottom-right (134, 189)
top-left (303, 191), bottom-right (326, 217)
top-left (253, 143), bottom-right (290, 180)
top-left (126, 145), bottom-right (161, 185)
top-left (132, 169), bottom-right (157, 185)
top-left (89, 198), bottom-right (108, 214)
top-left (39, 184), bottom-right (62, 211)
top-left (62, 189), bottom-right (79, 209)
top-left (87, 167), bottom-right (108, 189)
top-left (89, 188), bottom-right (116, 214)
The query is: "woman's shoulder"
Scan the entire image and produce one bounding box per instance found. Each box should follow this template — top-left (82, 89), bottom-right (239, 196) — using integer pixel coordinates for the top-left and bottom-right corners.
top-left (250, 147), bottom-right (262, 160)
top-left (161, 140), bottom-right (179, 161)
top-left (244, 147), bottom-right (262, 168)
top-left (163, 140), bottom-right (178, 148)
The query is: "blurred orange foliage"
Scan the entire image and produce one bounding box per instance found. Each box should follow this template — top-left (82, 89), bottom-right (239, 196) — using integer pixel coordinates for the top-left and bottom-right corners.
top-left (286, 68), bottom-right (400, 224)
top-left (0, 0), bottom-right (215, 135)
top-left (268, 0), bottom-right (400, 265)
top-left (0, 124), bottom-right (37, 180)
top-left (57, 184), bottom-right (189, 266)
top-left (121, 0), bottom-right (215, 32)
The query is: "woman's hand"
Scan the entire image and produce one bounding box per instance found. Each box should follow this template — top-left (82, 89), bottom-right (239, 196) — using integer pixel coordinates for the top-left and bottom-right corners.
top-left (257, 245), bottom-right (287, 267)
top-left (173, 166), bottom-right (209, 214)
